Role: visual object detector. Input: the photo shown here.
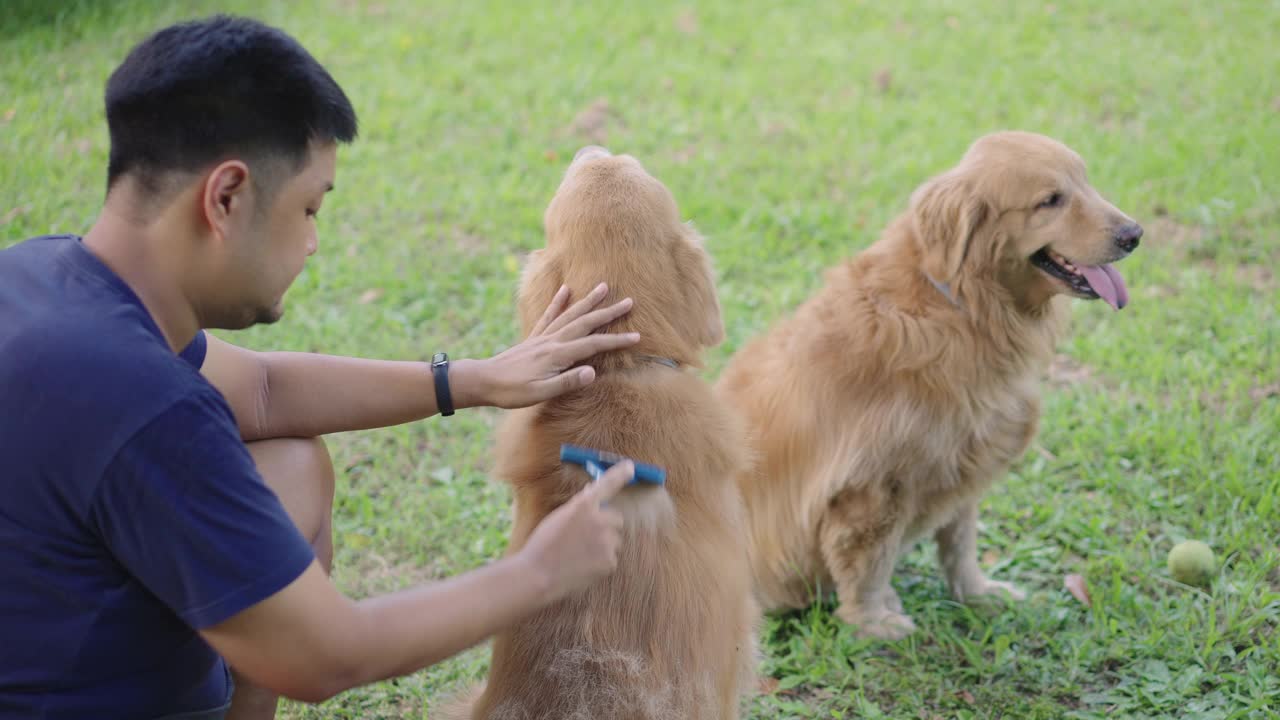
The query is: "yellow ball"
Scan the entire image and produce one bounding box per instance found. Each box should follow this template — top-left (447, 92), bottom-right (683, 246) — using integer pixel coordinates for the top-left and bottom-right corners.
top-left (1167, 541), bottom-right (1216, 587)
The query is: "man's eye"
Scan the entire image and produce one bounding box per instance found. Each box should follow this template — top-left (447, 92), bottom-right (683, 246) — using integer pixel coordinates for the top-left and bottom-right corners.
top-left (306, 209), bottom-right (318, 218)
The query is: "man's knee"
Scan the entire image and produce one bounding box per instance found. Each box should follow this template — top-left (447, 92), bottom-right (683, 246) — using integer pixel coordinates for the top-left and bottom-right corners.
top-left (245, 436), bottom-right (336, 569)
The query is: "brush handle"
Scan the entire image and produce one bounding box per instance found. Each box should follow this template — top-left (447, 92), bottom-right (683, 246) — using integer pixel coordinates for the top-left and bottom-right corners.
top-left (560, 444), bottom-right (667, 485)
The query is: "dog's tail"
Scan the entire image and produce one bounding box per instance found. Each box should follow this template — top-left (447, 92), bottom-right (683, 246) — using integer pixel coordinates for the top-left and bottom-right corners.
top-left (431, 683), bottom-right (484, 720)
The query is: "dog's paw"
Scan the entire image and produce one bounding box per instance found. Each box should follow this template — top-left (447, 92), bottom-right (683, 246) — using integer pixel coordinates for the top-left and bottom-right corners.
top-left (956, 577), bottom-right (1027, 604)
top-left (837, 605), bottom-right (917, 641)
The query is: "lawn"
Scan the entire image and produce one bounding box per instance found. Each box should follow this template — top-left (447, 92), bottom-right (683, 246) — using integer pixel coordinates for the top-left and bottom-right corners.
top-left (2, 0), bottom-right (1277, 718)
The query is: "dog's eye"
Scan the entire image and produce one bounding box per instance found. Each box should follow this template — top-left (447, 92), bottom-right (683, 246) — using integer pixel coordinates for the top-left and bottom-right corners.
top-left (1037, 192), bottom-right (1064, 210)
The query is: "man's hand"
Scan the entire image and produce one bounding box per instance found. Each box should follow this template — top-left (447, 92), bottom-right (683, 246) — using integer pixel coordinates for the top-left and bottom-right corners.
top-left (458, 283), bottom-right (639, 409)
top-left (517, 460), bottom-right (633, 602)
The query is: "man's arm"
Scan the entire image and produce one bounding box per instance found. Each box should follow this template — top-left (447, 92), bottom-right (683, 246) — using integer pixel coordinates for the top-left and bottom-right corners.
top-left (199, 460), bottom-right (633, 702)
top-left (200, 283), bottom-right (637, 441)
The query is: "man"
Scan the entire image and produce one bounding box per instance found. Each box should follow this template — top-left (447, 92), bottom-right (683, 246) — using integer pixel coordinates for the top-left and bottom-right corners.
top-left (0, 14), bottom-right (640, 720)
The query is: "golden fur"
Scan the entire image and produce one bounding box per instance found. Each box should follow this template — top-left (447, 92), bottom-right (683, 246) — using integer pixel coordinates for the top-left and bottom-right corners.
top-left (440, 146), bottom-right (759, 719)
top-left (715, 131), bottom-right (1142, 639)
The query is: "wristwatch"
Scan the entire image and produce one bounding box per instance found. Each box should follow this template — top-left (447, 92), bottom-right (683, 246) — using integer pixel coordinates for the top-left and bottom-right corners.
top-left (431, 352), bottom-right (454, 417)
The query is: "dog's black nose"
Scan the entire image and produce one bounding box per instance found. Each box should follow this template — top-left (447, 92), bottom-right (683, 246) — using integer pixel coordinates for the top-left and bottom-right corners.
top-left (1114, 222), bottom-right (1143, 252)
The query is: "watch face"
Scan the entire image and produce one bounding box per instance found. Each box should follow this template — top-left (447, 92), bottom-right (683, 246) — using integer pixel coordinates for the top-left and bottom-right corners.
top-left (432, 352), bottom-right (448, 366)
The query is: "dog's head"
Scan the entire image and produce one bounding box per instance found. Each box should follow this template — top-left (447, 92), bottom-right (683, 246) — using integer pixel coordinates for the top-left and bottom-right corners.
top-left (911, 131), bottom-right (1141, 311)
top-left (518, 146), bottom-right (723, 367)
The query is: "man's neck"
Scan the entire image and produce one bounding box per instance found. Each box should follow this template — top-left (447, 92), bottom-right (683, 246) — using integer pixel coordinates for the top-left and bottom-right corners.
top-left (82, 193), bottom-right (202, 354)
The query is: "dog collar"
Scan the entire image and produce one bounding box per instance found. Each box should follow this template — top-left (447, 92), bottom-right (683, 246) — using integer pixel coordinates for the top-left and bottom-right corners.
top-left (923, 271), bottom-right (962, 310)
top-left (638, 354), bottom-right (680, 369)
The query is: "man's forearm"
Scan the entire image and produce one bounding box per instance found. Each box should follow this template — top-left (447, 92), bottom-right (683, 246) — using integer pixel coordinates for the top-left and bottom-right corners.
top-left (344, 551), bottom-right (550, 688)
top-left (251, 352), bottom-right (486, 440)
top-left (203, 551), bottom-right (555, 703)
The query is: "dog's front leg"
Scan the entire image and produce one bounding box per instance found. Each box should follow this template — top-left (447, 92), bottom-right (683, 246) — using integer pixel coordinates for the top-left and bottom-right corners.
top-left (818, 485), bottom-right (915, 640)
top-left (935, 501), bottom-right (1026, 603)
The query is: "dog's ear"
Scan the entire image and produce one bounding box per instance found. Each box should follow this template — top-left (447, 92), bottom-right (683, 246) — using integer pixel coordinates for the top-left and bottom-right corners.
top-left (911, 171), bottom-right (989, 282)
top-left (673, 225), bottom-right (724, 348)
top-left (516, 249), bottom-right (565, 339)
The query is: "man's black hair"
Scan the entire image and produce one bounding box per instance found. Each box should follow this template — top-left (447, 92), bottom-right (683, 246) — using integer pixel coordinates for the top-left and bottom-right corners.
top-left (104, 14), bottom-right (357, 197)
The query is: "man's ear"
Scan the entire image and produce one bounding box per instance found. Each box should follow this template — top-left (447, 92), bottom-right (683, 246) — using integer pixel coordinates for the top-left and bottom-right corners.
top-left (201, 160), bottom-right (252, 240)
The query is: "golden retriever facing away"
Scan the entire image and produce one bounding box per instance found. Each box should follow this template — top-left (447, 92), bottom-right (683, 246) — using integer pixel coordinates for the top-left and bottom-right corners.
top-left (439, 146), bottom-right (759, 719)
top-left (715, 131), bottom-right (1142, 640)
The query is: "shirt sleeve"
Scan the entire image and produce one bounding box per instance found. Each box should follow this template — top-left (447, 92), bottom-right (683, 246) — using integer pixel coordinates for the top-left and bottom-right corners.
top-left (90, 389), bottom-right (316, 629)
top-left (178, 330), bottom-right (208, 369)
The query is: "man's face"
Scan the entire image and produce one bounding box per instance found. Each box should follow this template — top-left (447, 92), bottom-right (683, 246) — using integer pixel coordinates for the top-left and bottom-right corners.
top-left (232, 142), bottom-right (337, 327)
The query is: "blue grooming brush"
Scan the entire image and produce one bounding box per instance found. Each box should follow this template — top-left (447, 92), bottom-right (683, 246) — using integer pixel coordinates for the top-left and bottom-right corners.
top-left (559, 444), bottom-right (667, 486)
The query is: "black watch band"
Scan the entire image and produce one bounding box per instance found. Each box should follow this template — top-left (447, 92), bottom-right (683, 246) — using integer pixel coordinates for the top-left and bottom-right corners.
top-left (431, 352), bottom-right (454, 417)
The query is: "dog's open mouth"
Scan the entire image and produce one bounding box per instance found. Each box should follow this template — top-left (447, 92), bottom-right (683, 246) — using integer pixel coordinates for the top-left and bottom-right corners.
top-left (1031, 247), bottom-right (1130, 310)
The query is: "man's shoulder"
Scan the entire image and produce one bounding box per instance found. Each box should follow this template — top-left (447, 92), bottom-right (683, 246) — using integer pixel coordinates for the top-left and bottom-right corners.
top-left (1, 234), bottom-right (205, 399)
top-left (9, 304), bottom-right (188, 379)
top-left (0, 306), bottom-right (223, 461)
top-left (0, 232), bottom-right (75, 257)
top-left (0, 233), bottom-right (81, 280)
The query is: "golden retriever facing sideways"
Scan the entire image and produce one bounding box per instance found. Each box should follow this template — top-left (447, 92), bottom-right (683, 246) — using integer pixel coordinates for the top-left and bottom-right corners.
top-left (715, 131), bottom-right (1142, 640)
top-left (440, 146), bottom-right (759, 719)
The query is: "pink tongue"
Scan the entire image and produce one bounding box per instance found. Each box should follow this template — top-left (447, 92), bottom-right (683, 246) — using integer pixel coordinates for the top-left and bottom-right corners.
top-left (1078, 264), bottom-right (1129, 310)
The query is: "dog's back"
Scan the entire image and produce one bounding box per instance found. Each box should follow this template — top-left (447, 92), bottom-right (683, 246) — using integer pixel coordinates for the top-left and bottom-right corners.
top-left (469, 370), bottom-right (755, 719)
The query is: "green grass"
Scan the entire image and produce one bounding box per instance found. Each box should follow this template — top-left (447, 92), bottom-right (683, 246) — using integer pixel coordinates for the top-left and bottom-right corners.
top-left (3, 0), bottom-right (1278, 717)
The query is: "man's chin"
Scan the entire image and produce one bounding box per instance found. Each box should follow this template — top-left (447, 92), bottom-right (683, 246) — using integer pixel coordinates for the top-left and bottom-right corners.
top-left (253, 302), bottom-right (285, 326)
top-left (203, 302), bottom-right (284, 332)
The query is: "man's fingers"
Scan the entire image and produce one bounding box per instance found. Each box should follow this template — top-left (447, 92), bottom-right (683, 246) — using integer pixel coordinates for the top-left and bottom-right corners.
top-left (530, 284), bottom-right (570, 337)
top-left (583, 460), bottom-right (634, 504)
top-left (557, 333), bottom-right (642, 364)
top-left (544, 282), bottom-right (609, 335)
top-left (555, 297), bottom-right (635, 339)
top-left (532, 366), bottom-right (596, 403)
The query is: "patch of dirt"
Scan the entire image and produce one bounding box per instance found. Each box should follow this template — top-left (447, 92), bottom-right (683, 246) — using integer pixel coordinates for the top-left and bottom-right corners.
top-left (1195, 379), bottom-right (1279, 415)
top-left (2, 204), bottom-right (30, 225)
top-left (761, 119), bottom-right (789, 138)
top-left (874, 67), bottom-right (893, 94)
top-left (1250, 382), bottom-right (1280, 403)
top-left (1047, 353), bottom-right (1099, 389)
top-left (450, 226), bottom-right (493, 257)
top-left (1235, 264), bottom-right (1276, 292)
top-left (561, 98), bottom-right (621, 144)
top-left (1198, 382), bottom-right (1231, 416)
top-left (672, 144), bottom-right (699, 164)
top-left (336, 553), bottom-right (446, 599)
top-left (1141, 212), bottom-right (1278, 295)
top-left (675, 9), bottom-right (698, 35)
top-left (1147, 215), bottom-right (1207, 253)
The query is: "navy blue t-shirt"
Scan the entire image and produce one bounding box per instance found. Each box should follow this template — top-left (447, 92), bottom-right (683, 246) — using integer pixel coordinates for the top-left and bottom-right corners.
top-left (0, 235), bottom-right (316, 718)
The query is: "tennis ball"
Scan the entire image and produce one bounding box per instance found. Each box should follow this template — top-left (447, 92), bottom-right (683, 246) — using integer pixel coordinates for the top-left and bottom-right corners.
top-left (1167, 541), bottom-right (1215, 587)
